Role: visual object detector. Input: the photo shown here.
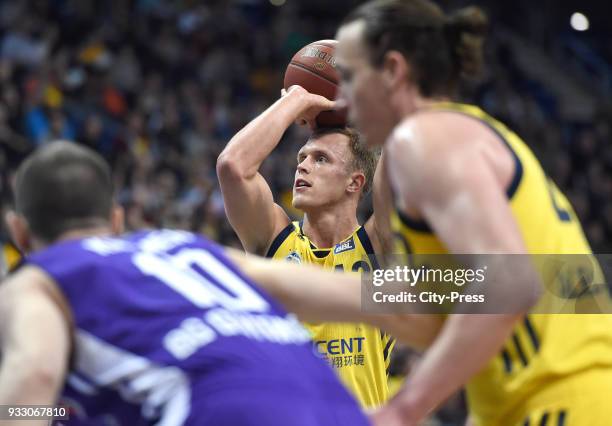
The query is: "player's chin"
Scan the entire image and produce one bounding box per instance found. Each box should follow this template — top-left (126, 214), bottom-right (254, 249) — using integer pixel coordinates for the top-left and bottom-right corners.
top-left (292, 192), bottom-right (315, 210)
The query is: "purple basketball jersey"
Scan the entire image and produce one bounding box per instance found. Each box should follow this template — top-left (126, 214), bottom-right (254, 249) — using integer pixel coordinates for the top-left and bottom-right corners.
top-left (26, 230), bottom-right (369, 426)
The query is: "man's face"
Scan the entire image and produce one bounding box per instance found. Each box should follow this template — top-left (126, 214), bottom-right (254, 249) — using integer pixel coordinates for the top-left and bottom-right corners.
top-left (336, 20), bottom-right (398, 146)
top-left (292, 133), bottom-right (355, 211)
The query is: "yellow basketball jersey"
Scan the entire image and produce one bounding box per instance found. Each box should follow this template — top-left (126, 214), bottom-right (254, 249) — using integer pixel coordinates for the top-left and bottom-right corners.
top-left (267, 221), bottom-right (394, 408)
top-left (390, 102), bottom-right (612, 425)
top-left (1, 242), bottom-right (21, 278)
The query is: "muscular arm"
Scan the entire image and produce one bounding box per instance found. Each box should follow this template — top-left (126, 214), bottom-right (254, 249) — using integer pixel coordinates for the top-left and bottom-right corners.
top-left (380, 116), bottom-right (541, 424)
top-left (0, 267), bottom-right (71, 423)
top-left (217, 87), bottom-right (335, 255)
top-left (365, 152), bottom-right (395, 256)
top-left (227, 249), bottom-right (442, 350)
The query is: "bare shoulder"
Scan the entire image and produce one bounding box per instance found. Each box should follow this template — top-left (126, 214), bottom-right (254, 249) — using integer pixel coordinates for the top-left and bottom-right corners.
top-left (0, 266), bottom-right (70, 319)
top-left (385, 111), bottom-right (514, 221)
top-left (1, 266), bottom-right (51, 294)
top-left (389, 112), bottom-right (496, 183)
top-left (388, 112), bottom-right (488, 160)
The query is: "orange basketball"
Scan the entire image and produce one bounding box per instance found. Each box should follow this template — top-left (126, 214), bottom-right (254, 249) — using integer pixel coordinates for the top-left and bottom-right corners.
top-left (284, 40), bottom-right (347, 128)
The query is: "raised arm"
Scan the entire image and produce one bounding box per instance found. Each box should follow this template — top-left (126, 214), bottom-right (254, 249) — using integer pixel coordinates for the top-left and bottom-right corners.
top-left (217, 86), bottom-right (335, 255)
top-left (0, 267), bottom-right (71, 420)
top-left (376, 115), bottom-right (541, 425)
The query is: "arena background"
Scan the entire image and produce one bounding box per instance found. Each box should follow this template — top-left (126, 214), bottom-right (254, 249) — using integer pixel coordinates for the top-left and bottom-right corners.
top-left (0, 0), bottom-right (610, 424)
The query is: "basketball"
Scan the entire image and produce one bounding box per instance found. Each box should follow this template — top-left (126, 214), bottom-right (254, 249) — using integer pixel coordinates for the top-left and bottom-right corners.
top-left (284, 39), bottom-right (347, 128)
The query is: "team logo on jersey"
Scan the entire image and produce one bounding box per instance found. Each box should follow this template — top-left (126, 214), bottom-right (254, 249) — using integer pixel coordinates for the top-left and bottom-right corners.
top-left (313, 337), bottom-right (367, 369)
top-left (285, 251), bottom-right (302, 264)
top-left (334, 237), bottom-right (355, 254)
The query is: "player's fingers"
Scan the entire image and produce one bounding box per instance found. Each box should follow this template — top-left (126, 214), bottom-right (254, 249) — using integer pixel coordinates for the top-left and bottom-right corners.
top-left (287, 84), bottom-right (304, 94)
top-left (313, 95), bottom-right (336, 110)
top-left (334, 97), bottom-right (348, 110)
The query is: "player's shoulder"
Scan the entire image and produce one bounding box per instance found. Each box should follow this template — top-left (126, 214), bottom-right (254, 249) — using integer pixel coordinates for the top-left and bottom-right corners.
top-left (0, 263), bottom-right (57, 302)
top-left (398, 108), bottom-right (486, 145)
top-left (351, 225), bottom-right (376, 255)
top-left (388, 108), bottom-right (494, 173)
top-left (264, 221), bottom-right (301, 258)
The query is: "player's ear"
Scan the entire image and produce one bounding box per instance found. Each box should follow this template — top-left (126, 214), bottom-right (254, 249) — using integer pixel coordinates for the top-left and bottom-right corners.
top-left (110, 205), bottom-right (125, 236)
top-left (381, 50), bottom-right (409, 91)
top-left (347, 171), bottom-right (366, 195)
top-left (4, 210), bottom-right (32, 253)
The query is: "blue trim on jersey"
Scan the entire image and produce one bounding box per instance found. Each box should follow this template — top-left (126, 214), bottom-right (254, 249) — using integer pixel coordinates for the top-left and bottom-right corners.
top-left (383, 337), bottom-right (395, 362)
top-left (394, 109), bottom-right (524, 234)
top-left (265, 223), bottom-right (295, 258)
top-left (355, 226), bottom-right (380, 269)
top-left (523, 316), bottom-right (540, 352)
top-left (558, 410), bottom-right (566, 426)
top-left (501, 348), bottom-right (512, 373)
top-left (512, 332), bottom-right (529, 367)
top-left (397, 209), bottom-right (432, 233)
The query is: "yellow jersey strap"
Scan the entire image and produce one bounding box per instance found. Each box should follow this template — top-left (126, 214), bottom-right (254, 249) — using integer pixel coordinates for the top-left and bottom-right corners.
top-left (265, 222), bottom-right (298, 258)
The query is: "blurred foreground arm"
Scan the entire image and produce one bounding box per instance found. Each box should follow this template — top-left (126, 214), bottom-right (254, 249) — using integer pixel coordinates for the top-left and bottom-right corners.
top-left (227, 249), bottom-right (443, 350)
top-left (0, 267), bottom-right (71, 425)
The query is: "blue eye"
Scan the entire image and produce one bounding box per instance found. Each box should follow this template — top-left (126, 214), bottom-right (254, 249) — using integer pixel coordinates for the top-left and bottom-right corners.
top-left (317, 156), bottom-right (327, 163)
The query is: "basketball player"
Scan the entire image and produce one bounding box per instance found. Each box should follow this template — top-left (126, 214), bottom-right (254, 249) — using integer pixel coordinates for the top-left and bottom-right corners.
top-left (331, 0), bottom-right (612, 425)
top-left (0, 142), bottom-right (383, 426)
top-left (217, 85), bottom-right (394, 407)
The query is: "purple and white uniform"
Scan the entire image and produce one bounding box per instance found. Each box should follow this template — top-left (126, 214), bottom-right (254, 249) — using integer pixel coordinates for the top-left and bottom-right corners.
top-left (27, 230), bottom-right (369, 426)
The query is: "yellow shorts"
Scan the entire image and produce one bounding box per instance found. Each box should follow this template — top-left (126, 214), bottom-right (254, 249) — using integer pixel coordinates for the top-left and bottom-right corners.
top-left (473, 368), bottom-right (612, 426)
top-left (509, 368), bottom-right (612, 426)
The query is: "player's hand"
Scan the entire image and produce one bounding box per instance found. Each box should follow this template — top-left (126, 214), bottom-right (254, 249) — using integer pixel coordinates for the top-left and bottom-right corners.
top-left (281, 85), bottom-right (336, 129)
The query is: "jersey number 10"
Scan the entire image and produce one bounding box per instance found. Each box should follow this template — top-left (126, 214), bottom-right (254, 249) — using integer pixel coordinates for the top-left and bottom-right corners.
top-left (133, 249), bottom-right (270, 313)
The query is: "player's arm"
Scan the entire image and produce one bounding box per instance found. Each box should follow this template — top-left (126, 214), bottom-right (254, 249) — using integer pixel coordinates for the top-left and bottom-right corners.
top-left (365, 152), bottom-right (395, 255)
top-left (217, 86), bottom-right (335, 255)
top-left (376, 116), bottom-right (541, 425)
top-left (0, 266), bottom-right (71, 419)
top-left (226, 249), bottom-right (443, 350)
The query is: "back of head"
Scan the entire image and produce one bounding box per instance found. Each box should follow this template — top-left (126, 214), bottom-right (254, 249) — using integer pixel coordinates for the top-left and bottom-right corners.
top-left (343, 0), bottom-right (488, 97)
top-left (14, 141), bottom-right (113, 243)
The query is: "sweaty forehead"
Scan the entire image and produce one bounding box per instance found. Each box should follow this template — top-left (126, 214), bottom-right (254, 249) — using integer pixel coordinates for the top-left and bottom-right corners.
top-left (299, 133), bottom-right (351, 159)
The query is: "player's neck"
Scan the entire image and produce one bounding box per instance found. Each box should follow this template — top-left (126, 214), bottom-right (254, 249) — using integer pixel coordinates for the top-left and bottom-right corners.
top-left (397, 89), bottom-right (451, 118)
top-left (32, 226), bottom-right (115, 251)
top-left (302, 209), bottom-right (359, 249)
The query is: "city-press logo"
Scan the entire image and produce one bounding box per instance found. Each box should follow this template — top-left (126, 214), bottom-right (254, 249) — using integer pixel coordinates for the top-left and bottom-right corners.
top-left (334, 237), bottom-right (355, 254)
top-left (285, 251), bottom-right (302, 264)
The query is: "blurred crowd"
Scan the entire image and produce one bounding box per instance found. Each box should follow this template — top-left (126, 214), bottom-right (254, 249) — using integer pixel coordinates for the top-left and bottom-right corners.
top-left (0, 0), bottom-right (610, 252)
top-left (0, 0), bottom-right (609, 424)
